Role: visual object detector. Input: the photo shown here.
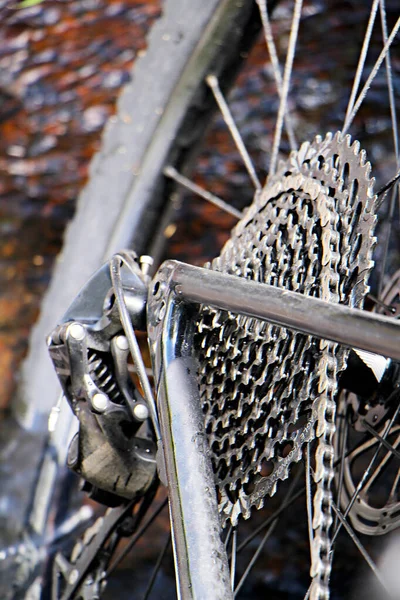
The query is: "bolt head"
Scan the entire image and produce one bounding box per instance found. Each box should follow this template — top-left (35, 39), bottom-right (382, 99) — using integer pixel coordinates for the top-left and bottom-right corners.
top-left (91, 393), bottom-right (108, 413)
top-left (133, 403), bottom-right (149, 421)
top-left (116, 335), bottom-right (129, 351)
top-left (140, 255), bottom-right (154, 266)
top-left (68, 323), bottom-right (86, 341)
top-left (68, 568), bottom-right (79, 585)
top-left (140, 255), bottom-right (154, 276)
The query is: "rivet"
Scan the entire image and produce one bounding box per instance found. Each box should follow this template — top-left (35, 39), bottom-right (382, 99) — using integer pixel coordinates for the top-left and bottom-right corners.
top-left (116, 335), bottom-right (129, 351)
top-left (69, 569), bottom-right (79, 585)
top-left (91, 393), bottom-right (108, 413)
top-left (133, 403), bottom-right (149, 421)
top-left (68, 323), bottom-right (86, 341)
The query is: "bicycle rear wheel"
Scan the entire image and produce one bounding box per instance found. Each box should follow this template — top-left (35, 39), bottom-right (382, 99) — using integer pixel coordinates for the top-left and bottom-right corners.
top-left (4, 4), bottom-right (400, 600)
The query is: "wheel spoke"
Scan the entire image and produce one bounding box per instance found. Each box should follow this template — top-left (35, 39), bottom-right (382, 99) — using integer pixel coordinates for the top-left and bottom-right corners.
top-left (380, 0), bottom-right (399, 165)
top-left (236, 487), bottom-right (304, 556)
top-left (331, 399), bottom-right (400, 544)
top-left (234, 518), bottom-right (277, 597)
top-left (305, 443), bottom-right (314, 555)
top-left (331, 501), bottom-right (391, 596)
top-left (206, 74), bottom-right (262, 191)
top-left (225, 524), bottom-right (233, 549)
top-left (105, 497), bottom-right (168, 578)
top-left (363, 420), bottom-right (400, 462)
top-left (378, 0), bottom-right (400, 289)
top-left (363, 433), bottom-right (400, 494)
top-left (377, 168), bottom-right (400, 200)
top-left (367, 293), bottom-right (396, 314)
top-left (333, 411), bottom-right (349, 534)
top-left (256, 0), bottom-right (297, 151)
top-left (230, 528), bottom-right (238, 590)
top-left (142, 533), bottom-right (171, 600)
top-left (377, 177), bottom-right (398, 299)
top-left (234, 467), bottom-right (302, 596)
top-left (377, 0), bottom-right (400, 301)
top-left (343, 0), bottom-right (380, 130)
top-left (164, 165), bottom-right (243, 219)
top-left (342, 14), bottom-right (400, 135)
top-left (269, 0), bottom-right (303, 176)
top-left (235, 436), bottom-right (365, 558)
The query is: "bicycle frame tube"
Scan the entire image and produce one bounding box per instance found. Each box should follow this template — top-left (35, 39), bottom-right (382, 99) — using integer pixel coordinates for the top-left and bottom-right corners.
top-left (148, 294), bottom-right (233, 600)
top-left (153, 260), bottom-right (400, 361)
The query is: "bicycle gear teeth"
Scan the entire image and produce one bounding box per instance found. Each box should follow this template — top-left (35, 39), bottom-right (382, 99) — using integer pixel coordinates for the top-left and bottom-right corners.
top-left (196, 131), bottom-right (377, 599)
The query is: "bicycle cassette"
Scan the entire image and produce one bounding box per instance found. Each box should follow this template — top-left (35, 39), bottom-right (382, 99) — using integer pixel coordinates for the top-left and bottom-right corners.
top-left (196, 132), bottom-right (377, 524)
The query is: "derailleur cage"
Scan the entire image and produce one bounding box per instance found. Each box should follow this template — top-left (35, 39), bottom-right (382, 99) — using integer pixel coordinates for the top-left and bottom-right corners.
top-left (48, 252), bottom-right (156, 506)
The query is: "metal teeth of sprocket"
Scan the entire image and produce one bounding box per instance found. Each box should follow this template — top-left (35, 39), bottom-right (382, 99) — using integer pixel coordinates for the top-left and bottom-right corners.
top-left (196, 132), bottom-right (377, 526)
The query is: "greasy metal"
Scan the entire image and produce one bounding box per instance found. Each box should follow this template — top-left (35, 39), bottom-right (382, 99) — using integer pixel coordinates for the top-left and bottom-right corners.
top-left (147, 292), bottom-right (232, 600)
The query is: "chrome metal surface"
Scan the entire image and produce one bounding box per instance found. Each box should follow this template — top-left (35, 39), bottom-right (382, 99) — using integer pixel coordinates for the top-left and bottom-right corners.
top-left (147, 295), bottom-right (232, 600)
top-left (163, 262), bottom-right (400, 357)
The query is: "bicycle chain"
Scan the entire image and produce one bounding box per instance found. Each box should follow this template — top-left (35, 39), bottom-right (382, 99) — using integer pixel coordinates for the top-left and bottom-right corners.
top-left (196, 132), bottom-right (376, 599)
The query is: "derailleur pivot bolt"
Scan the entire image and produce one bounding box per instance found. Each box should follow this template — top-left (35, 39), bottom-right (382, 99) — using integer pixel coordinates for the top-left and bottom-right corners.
top-left (133, 403), bottom-right (149, 421)
top-left (140, 255), bottom-right (154, 276)
top-left (68, 323), bottom-right (86, 341)
top-left (91, 392), bottom-right (109, 413)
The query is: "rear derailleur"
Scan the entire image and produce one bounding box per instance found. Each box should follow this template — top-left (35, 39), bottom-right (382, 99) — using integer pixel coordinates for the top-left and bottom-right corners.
top-left (47, 252), bottom-right (158, 598)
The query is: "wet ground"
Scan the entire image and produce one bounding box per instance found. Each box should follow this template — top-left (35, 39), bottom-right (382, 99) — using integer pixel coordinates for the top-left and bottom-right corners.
top-left (0, 0), bottom-right (400, 598)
